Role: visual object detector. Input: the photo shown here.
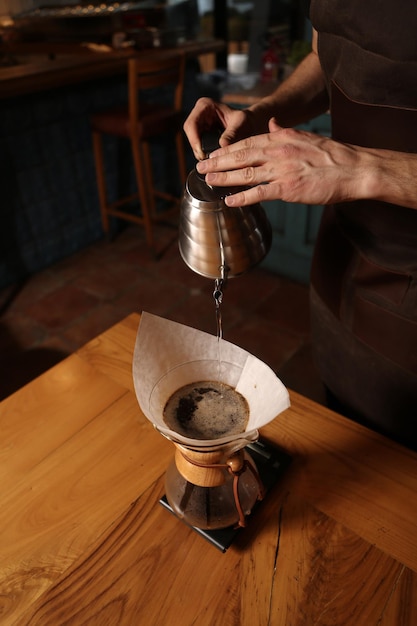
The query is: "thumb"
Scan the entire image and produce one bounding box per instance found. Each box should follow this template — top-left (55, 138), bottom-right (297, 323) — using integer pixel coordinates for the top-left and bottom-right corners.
top-left (268, 117), bottom-right (283, 133)
top-left (218, 129), bottom-right (237, 147)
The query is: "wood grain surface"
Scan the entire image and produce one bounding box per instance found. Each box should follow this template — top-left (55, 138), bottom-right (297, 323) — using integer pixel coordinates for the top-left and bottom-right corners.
top-left (1, 313), bottom-right (416, 625)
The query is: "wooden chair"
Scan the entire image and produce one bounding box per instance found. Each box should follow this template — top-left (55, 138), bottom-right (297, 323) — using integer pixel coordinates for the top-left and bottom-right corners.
top-left (90, 53), bottom-right (187, 254)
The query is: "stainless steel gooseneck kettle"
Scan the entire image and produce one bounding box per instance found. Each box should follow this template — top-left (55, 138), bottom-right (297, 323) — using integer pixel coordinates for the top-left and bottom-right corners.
top-left (179, 132), bottom-right (272, 280)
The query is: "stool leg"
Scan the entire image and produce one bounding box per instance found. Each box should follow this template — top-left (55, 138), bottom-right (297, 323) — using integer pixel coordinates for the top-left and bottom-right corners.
top-left (92, 131), bottom-right (110, 234)
top-left (130, 138), bottom-right (155, 252)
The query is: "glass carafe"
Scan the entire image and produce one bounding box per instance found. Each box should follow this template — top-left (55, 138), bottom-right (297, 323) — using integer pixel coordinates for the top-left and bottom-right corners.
top-left (164, 432), bottom-right (264, 530)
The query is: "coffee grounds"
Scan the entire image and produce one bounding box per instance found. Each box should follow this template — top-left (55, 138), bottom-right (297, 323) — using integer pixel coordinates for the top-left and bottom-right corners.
top-left (163, 381), bottom-right (249, 440)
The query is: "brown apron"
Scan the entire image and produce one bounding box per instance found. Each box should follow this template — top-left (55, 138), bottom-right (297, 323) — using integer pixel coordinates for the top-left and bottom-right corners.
top-left (309, 1), bottom-right (417, 447)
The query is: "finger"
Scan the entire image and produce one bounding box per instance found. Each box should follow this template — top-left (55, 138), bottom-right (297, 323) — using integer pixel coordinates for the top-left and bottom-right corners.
top-left (223, 183), bottom-right (273, 207)
top-left (198, 144), bottom-right (256, 174)
top-left (183, 121), bottom-right (205, 161)
top-left (204, 168), bottom-right (255, 187)
top-left (194, 144), bottom-right (206, 161)
top-left (191, 139), bottom-right (205, 161)
top-left (204, 159), bottom-right (275, 187)
top-left (205, 133), bottom-right (277, 165)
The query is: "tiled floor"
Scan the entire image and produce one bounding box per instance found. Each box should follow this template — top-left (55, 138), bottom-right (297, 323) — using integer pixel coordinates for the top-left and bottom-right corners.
top-left (0, 222), bottom-right (326, 405)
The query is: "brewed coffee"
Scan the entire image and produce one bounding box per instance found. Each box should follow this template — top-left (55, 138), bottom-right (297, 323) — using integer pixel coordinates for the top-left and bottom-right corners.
top-left (163, 381), bottom-right (249, 440)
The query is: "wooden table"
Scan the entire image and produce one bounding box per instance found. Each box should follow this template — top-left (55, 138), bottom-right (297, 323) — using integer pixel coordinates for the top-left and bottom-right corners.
top-left (1, 313), bottom-right (416, 625)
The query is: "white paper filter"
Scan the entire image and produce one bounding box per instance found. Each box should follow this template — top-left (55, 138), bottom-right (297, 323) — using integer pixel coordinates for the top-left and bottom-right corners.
top-left (132, 312), bottom-right (290, 446)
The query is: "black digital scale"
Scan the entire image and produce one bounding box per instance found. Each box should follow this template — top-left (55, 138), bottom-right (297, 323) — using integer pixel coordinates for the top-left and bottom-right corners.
top-left (160, 438), bottom-right (291, 552)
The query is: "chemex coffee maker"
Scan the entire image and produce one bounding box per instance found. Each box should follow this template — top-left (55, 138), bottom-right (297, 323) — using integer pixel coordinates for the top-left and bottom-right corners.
top-left (133, 314), bottom-right (290, 551)
top-left (132, 134), bottom-right (290, 551)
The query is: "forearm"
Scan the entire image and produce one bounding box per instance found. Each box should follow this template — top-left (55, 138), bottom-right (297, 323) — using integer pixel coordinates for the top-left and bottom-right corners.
top-left (361, 147), bottom-right (417, 210)
top-left (246, 49), bottom-right (329, 133)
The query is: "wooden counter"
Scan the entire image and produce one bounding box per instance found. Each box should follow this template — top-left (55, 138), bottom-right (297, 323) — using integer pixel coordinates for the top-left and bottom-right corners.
top-left (0, 38), bottom-right (225, 99)
top-left (0, 312), bottom-right (416, 625)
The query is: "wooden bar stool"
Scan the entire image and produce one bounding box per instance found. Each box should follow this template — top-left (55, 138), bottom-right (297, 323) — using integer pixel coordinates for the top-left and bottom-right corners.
top-left (90, 53), bottom-right (187, 255)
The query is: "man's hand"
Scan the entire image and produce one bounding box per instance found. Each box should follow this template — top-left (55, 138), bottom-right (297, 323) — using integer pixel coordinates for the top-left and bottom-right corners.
top-left (196, 118), bottom-right (405, 208)
top-left (183, 98), bottom-right (258, 161)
